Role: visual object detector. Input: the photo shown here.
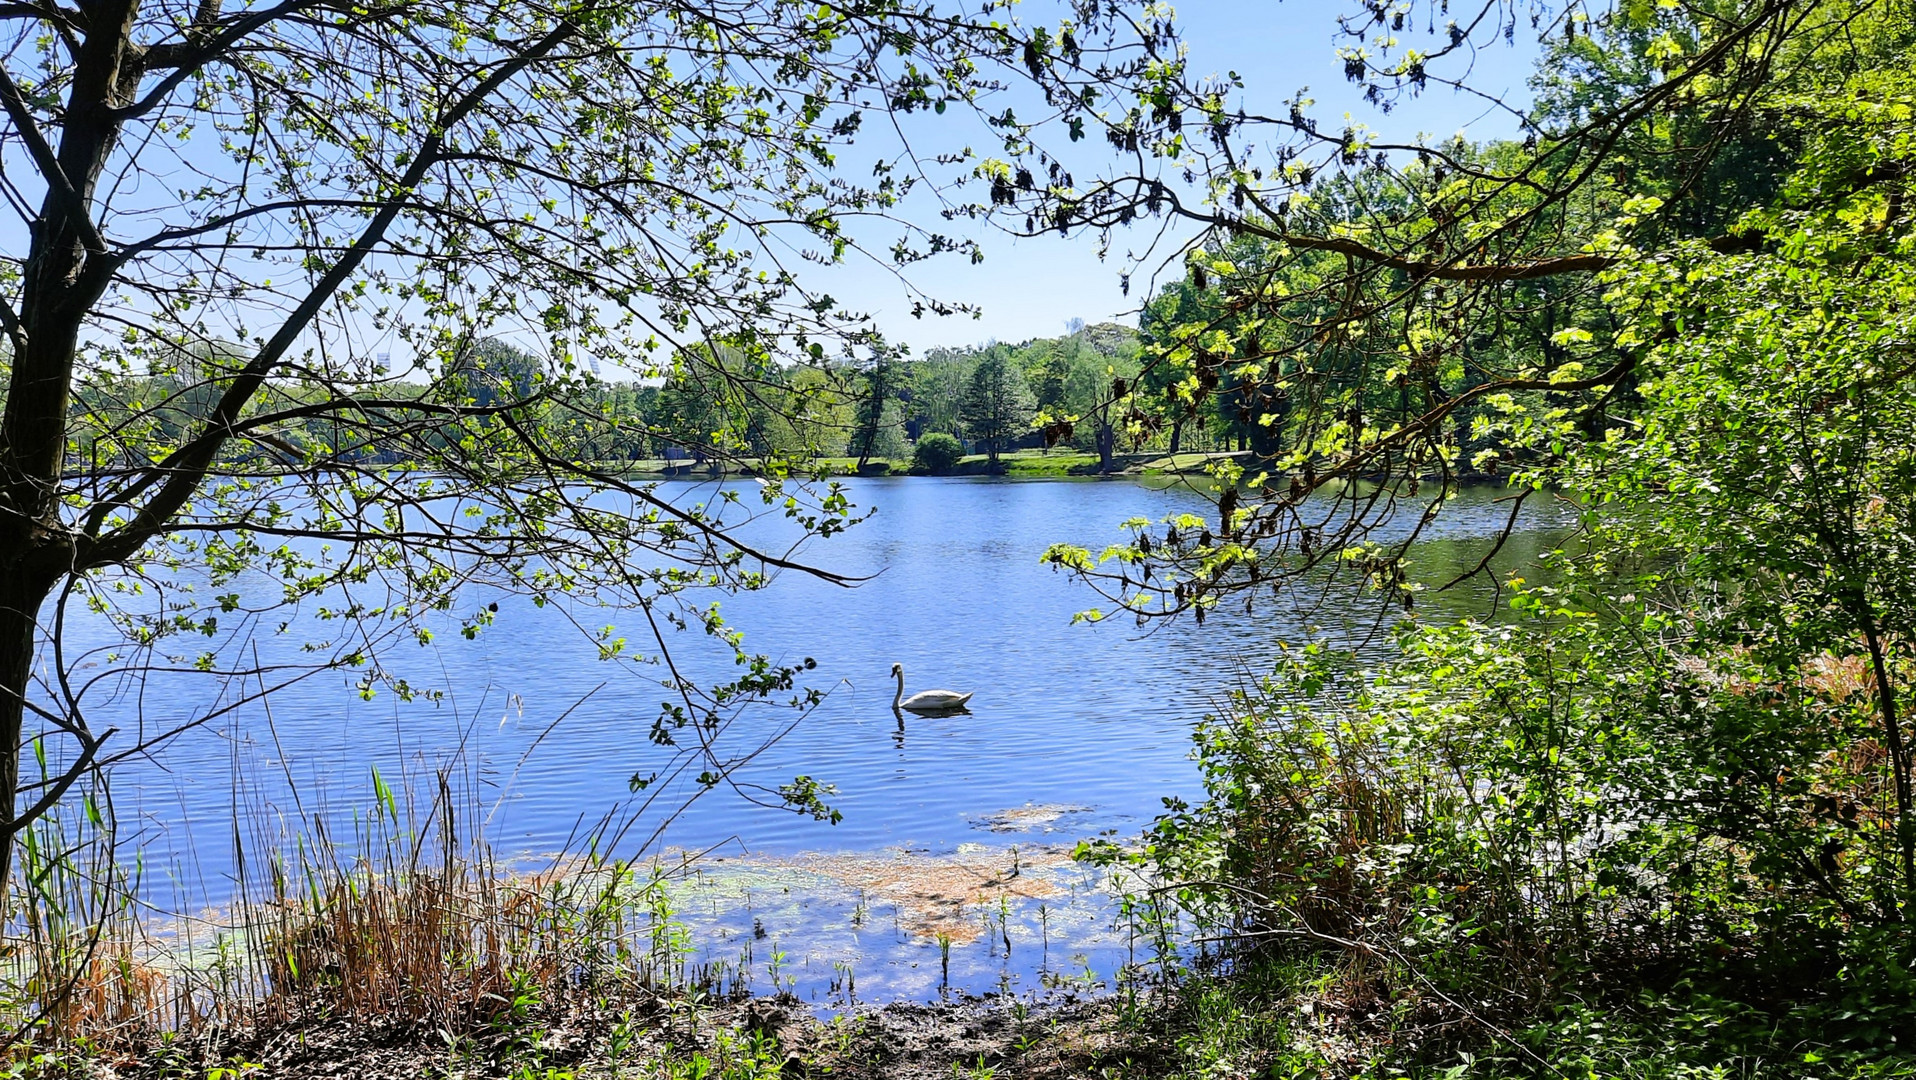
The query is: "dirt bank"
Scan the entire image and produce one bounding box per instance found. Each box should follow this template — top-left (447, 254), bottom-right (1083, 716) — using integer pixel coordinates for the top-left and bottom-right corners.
top-left (74, 989), bottom-right (1148, 1079)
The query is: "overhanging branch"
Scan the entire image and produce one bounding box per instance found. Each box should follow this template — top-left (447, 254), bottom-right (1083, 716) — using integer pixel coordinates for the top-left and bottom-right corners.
top-left (0, 62), bottom-right (107, 255)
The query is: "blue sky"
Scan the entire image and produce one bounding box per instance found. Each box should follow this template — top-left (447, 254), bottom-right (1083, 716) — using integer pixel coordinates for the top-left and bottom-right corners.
top-left (3, 0), bottom-right (1543, 377)
top-left (841, 0), bottom-right (1543, 353)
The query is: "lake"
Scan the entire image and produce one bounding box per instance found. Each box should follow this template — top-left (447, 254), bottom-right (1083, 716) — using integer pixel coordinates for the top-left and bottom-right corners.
top-left (62, 474), bottom-right (1573, 1003)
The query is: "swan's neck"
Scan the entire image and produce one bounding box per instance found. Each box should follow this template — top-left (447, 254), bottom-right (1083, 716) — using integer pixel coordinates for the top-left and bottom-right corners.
top-left (892, 669), bottom-right (905, 709)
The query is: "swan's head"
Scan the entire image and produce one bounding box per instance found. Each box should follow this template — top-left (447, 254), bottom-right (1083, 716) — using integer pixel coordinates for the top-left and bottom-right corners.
top-left (890, 663), bottom-right (902, 677)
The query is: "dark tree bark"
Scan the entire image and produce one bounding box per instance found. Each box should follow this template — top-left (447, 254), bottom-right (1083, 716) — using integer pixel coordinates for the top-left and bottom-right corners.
top-left (0, 573), bottom-right (58, 889)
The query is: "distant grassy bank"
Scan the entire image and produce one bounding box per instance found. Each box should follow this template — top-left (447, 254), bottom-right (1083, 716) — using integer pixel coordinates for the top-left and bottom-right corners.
top-left (601, 449), bottom-right (1254, 480)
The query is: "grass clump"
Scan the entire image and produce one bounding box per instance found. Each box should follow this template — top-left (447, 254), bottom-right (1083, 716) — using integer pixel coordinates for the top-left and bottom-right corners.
top-left (0, 768), bottom-right (796, 1077)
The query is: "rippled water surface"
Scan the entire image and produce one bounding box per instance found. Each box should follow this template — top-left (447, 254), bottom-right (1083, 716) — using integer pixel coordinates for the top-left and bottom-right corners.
top-left (77, 476), bottom-right (1571, 1002)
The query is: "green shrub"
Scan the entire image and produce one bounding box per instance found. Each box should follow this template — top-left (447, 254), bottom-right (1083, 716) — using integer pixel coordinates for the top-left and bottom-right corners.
top-left (910, 432), bottom-right (963, 473)
top-left (1081, 599), bottom-right (1916, 1076)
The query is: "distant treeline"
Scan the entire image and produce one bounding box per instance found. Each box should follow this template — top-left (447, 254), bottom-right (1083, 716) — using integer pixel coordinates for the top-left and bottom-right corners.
top-left (59, 265), bottom-right (1536, 477)
top-left (60, 323), bottom-right (1159, 474)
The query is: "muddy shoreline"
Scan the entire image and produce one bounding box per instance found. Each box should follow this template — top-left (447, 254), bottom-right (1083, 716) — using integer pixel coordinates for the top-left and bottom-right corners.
top-left (82, 988), bottom-right (1148, 1079)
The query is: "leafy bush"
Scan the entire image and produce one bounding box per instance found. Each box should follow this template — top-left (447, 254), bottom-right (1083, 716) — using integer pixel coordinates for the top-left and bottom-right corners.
top-left (1087, 608), bottom-right (1916, 1076)
top-left (910, 432), bottom-right (964, 473)
top-left (1064, 11), bottom-right (1916, 1080)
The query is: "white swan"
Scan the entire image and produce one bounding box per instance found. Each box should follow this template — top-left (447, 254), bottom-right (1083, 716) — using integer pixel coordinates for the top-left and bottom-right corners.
top-left (891, 663), bottom-right (973, 713)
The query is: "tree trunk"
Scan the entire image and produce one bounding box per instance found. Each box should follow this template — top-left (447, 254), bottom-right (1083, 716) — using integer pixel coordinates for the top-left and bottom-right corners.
top-left (0, 9), bottom-right (141, 890)
top-left (0, 0), bottom-right (142, 887)
top-left (1096, 420), bottom-right (1115, 474)
top-left (854, 375), bottom-right (887, 470)
top-left (0, 567), bottom-right (58, 897)
top-left (1169, 418), bottom-right (1183, 454)
top-left (1858, 608), bottom-right (1915, 910)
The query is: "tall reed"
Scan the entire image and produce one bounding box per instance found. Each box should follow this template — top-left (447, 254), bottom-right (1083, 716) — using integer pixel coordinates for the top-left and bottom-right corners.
top-left (0, 751), bottom-right (714, 1061)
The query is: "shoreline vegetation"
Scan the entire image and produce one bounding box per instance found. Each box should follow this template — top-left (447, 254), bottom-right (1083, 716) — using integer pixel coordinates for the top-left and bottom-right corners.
top-left (605, 450), bottom-right (1228, 480)
top-left (0, 768), bottom-right (1166, 1079)
top-left (601, 450), bottom-right (1509, 484)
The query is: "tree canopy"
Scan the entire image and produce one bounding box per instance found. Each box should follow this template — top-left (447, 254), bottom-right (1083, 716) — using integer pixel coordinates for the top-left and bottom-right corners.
top-left (1037, 3), bottom-right (1916, 1071)
top-left (0, 0), bottom-right (1184, 881)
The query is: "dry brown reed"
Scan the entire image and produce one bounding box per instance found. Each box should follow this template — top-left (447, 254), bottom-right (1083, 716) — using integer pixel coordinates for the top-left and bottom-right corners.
top-left (0, 763), bottom-right (700, 1063)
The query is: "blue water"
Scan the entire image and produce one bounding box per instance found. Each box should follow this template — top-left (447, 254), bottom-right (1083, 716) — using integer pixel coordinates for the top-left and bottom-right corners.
top-left (47, 475), bottom-right (1570, 1001)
